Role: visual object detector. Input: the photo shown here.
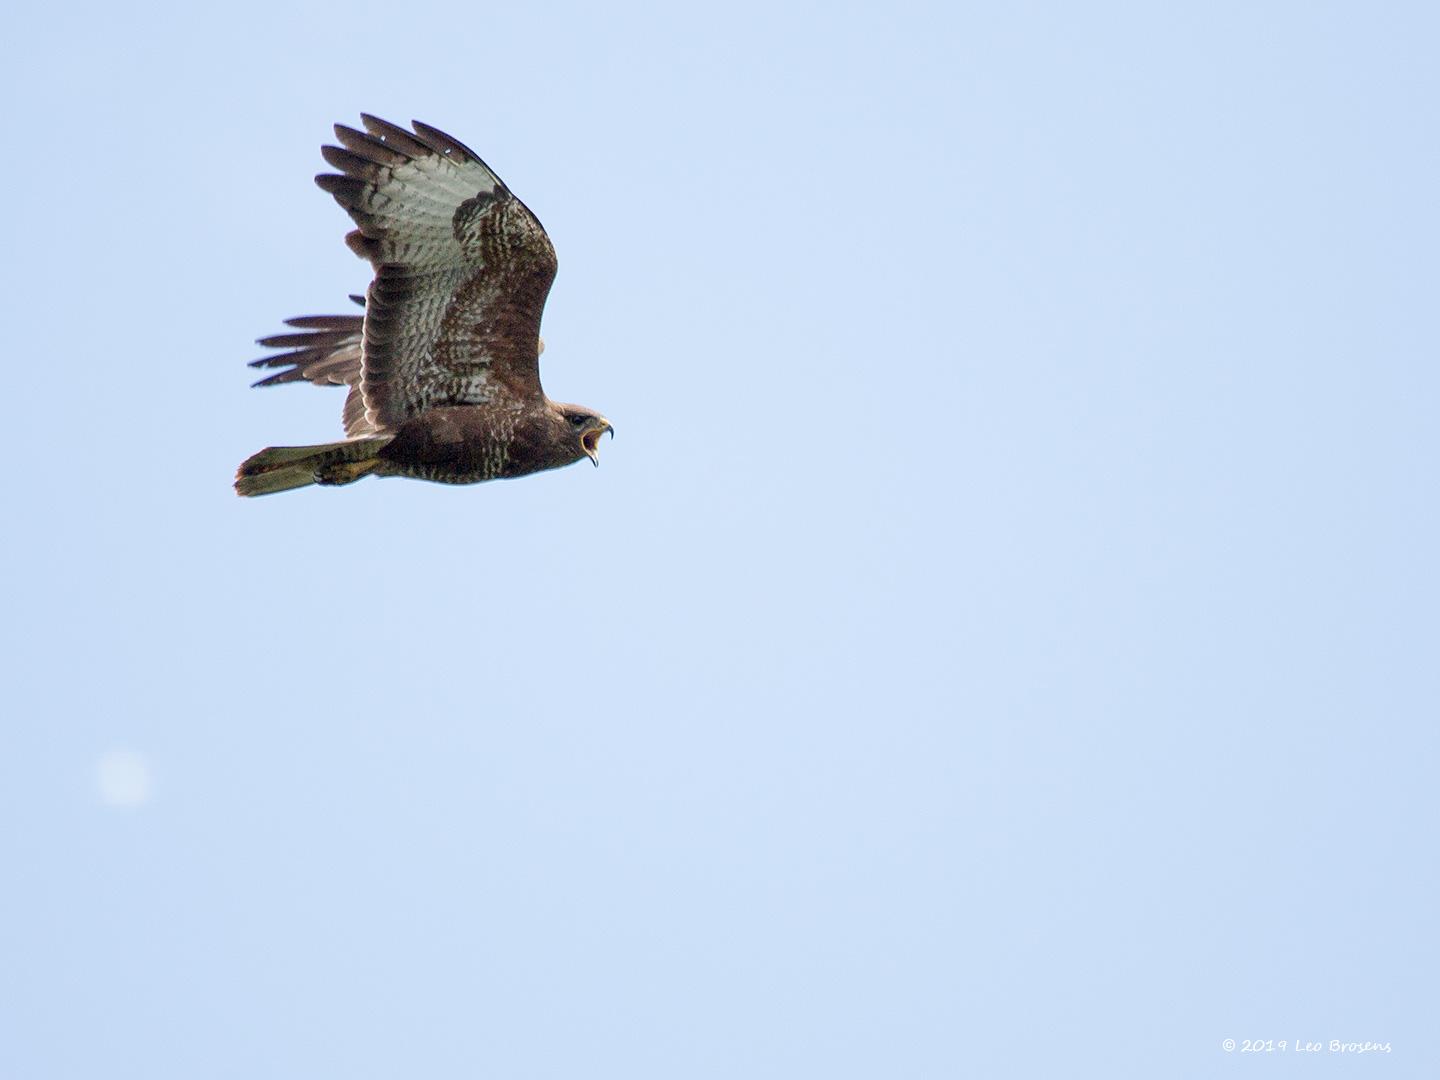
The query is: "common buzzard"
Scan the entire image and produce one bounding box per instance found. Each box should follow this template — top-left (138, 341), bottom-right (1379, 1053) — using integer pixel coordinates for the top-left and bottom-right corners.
top-left (235, 115), bottom-right (610, 496)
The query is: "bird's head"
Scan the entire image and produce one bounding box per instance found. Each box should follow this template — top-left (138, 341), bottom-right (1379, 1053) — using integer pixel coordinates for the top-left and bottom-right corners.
top-left (555, 403), bottom-right (614, 467)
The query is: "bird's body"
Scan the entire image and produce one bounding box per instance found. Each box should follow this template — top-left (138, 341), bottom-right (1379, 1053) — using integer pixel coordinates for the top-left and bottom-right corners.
top-left (235, 115), bottom-right (610, 497)
top-left (376, 404), bottom-right (596, 484)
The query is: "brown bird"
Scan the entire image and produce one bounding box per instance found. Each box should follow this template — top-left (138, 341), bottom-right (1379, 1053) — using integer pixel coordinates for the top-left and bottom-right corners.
top-left (235, 115), bottom-right (611, 496)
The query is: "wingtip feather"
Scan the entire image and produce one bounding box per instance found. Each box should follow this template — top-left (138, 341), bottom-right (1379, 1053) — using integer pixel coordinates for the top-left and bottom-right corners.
top-left (410, 119), bottom-right (480, 163)
top-left (357, 114), bottom-right (431, 158)
top-left (321, 144), bottom-right (386, 180)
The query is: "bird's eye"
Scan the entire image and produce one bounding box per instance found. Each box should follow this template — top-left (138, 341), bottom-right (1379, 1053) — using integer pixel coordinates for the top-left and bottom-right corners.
top-left (570, 415), bottom-right (590, 428)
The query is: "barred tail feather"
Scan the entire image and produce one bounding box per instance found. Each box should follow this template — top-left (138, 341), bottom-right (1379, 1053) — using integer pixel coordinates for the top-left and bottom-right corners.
top-left (234, 436), bottom-right (393, 497)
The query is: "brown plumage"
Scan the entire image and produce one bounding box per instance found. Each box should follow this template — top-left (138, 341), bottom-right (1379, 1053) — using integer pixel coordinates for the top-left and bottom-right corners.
top-left (235, 115), bottom-right (610, 497)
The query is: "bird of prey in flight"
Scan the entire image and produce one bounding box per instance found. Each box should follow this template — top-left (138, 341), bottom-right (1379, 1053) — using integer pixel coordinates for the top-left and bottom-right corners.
top-left (235, 115), bottom-right (610, 496)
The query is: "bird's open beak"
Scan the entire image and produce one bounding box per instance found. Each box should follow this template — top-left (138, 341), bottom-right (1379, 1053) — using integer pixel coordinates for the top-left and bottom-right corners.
top-left (582, 419), bottom-right (613, 466)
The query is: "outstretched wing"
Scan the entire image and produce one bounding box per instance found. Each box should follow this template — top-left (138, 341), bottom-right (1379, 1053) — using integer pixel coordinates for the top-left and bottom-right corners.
top-left (316, 115), bottom-right (557, 431)
top-left (247, 293), bottom-right (548, 437)
top-left (248, 295), bottom-right (378, 436)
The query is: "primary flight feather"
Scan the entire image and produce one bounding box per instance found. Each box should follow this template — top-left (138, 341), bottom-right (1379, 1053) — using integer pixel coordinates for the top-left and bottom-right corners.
top-left (235, 115), bottom-right (611, 496)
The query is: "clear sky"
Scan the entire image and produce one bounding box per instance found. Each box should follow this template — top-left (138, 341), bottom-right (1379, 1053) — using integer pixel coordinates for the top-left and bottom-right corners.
top-left (2, 2), bottom-right (1436, 1076)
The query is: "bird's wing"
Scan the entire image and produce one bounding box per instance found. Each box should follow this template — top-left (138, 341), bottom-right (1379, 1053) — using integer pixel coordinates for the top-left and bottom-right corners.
top-left (316, 115), bottom-right (557, 431)
top-left (247, 294), bottom-right (546, 437)
top-left (247, 295), bottom-right (378, 436)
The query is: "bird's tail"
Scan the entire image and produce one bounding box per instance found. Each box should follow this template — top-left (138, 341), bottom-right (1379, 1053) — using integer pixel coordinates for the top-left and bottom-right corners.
top-left (234, 435), bottom-right (394, 497)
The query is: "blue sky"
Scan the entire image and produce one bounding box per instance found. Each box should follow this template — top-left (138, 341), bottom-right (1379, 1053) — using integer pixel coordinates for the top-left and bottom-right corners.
top-left (2, 2), bottom-right (1436, 1076)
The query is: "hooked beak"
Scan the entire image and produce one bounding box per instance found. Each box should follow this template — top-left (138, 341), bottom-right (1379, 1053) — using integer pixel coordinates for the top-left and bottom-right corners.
top-left (581, 419), bottom-right (614, 466)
